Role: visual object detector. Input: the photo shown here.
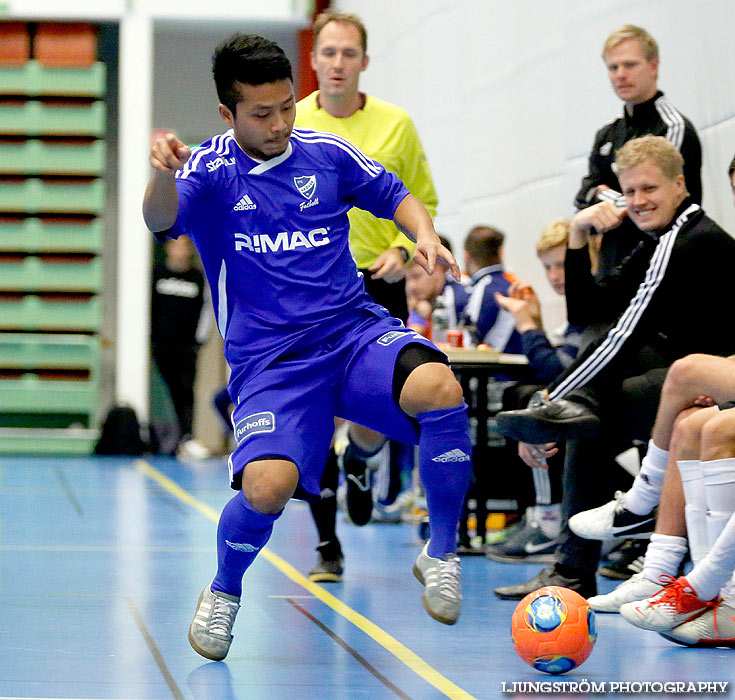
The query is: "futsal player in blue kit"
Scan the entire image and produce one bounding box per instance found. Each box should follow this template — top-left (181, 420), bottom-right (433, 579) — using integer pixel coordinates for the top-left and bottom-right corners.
top-left (143, 34), bottom-right (473, 661)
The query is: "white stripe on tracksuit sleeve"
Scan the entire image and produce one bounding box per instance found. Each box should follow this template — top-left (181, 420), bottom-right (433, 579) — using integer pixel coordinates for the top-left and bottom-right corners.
top-left (548, 203), bottom-right (699, 401)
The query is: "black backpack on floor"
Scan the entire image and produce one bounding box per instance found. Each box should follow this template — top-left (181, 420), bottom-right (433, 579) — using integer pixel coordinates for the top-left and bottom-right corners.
top-left (94, 405), bottom-right (150, 455)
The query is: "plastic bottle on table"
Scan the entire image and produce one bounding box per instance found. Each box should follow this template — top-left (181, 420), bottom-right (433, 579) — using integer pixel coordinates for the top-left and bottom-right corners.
top-left (431, 297), bottom-right (450, 345)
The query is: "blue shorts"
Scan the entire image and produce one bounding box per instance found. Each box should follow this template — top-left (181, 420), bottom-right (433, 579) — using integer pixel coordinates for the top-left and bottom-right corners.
top-left (228, 313), bottom-right (443, 500)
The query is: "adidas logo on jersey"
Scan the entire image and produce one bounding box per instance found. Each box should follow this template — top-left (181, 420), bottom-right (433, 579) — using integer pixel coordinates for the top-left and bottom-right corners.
top-left (234, 194), bottom-right (257, 211)
top-left (432, 449), bottom-right (471, 463)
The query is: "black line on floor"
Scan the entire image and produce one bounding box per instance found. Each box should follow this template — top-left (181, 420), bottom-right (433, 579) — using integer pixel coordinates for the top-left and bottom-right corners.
top-left (287, 598), bottom-right (414, 700)
top-left (52, 465), bottom-right (84, 516)
top-left (125, 596), bottom-right (184, 700)
top-left (145, 481), bottom-right (190, 515)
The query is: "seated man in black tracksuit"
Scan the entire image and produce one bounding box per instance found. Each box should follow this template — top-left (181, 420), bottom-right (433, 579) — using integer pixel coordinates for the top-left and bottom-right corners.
top-left (494, 135), bottom-right (735, 599)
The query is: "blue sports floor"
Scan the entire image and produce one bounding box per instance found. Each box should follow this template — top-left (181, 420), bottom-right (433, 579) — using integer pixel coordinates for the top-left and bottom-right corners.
top-left (0, 455), bottom-right (733, 700)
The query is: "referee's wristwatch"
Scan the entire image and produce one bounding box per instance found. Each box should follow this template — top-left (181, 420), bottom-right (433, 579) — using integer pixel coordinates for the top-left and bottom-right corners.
top-left (395, 246), bottom-right (410, 263)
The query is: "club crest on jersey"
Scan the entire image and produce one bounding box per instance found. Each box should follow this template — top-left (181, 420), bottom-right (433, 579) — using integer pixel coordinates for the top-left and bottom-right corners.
top-left (294, 175), bottom-right (317, 199)
top-left (234, 411), bottom-right (275, 444)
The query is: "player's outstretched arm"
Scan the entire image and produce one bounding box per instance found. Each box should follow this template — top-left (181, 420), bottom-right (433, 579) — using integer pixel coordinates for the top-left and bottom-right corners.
top-left (393, 195), bottom-right (460, 281)
top-left (143, 131), bottom-right (192, 233)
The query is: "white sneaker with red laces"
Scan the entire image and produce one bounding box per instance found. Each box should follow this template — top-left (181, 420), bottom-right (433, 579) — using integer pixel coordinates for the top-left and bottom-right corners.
top-left (619, 575), bottom-right (716, 632)
top-left (662, 601), bottom-right (735, 647)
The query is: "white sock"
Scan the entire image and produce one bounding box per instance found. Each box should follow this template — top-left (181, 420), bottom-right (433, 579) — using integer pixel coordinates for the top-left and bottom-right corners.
top-left (531, 466), bottom-right (551, 505)
top-left (642, 533), bottom-right (688, 584)
top-left (719, 572), bottom-right (735, 606)
top-left (535, 502), bottom-right (561, 538)
top-left (624, 440), bottom-right (668, 515)
top-left (701, 458), bottom-right (735, 547)
top-left (678, 459), bottom-right (709, 565)
top-left (686, 512), bottom-right (735, 602)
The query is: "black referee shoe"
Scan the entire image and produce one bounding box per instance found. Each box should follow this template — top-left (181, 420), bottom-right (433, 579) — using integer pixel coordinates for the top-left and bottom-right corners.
top-left (495, 399), bottom-right (601, 444)
top-left (493, 564), bottom-right (597, 600)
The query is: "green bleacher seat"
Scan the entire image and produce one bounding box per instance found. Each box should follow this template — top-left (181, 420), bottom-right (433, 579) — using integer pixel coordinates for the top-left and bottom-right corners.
top-left (0, 60), bottom-right (106, 97)
top-left (0, 139), bottom-right (105, 175)
top-left (0, 332), bottom-right (100, 371)
top-left (0, 217), bottom-right (103, 253)
top-left (0, 178), bottom-right (105, 213)
top-left (0, 100), bottom-right (105, 136)
top-left (0, 295), bottom-right (101, 331)
top-left (0, 256), bottom-right (102, 292)
top-left (0, 374), bottom-right (97, 412)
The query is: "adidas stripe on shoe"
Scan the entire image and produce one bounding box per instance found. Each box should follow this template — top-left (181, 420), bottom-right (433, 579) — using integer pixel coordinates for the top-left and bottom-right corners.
top-left (188, 585), bottom-right (241, 661)
top-left (413, 541), bottom-right (462, 624)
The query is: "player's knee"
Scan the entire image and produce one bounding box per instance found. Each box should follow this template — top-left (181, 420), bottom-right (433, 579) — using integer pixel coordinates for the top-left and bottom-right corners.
top-left (400, 363), bottom-right (463, 415)
top-left (700, 411), bottom-right (735, 460)
top-left (242, 459), bottom-right (299, 514)
top-left (675, 411), bottom-right (700, 443)
top-left (664, 354), bottom-right (711, 397)
top-left (348, 424), bottom-right (385, 454)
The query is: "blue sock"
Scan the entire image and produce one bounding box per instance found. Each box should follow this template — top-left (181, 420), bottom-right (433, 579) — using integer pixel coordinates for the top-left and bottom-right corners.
top-left (416, 402), bottom-right (472, 559)
top-left (211, 490), bottom-right (279, 598)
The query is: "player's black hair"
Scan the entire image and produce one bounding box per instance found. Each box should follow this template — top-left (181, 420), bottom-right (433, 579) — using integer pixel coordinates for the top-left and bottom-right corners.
top-left (212, 33), bottom-right (293, 114)
top-left (728, 154), bottom-right (735, 179)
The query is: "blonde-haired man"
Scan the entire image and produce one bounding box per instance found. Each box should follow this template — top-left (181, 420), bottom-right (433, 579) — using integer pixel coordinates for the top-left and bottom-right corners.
top-left (494, 136), bottom-right (735, 600)
top-left (576, 24), bottom-right (701, 275)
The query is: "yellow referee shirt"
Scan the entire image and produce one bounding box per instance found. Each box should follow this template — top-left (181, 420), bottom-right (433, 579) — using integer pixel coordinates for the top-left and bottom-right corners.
top-left (295, 91), bottom-right (438, 269)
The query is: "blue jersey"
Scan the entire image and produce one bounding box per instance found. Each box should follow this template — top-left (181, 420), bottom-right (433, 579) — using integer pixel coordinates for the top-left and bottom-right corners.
top-left (168, 127), bottom-right (410, 398)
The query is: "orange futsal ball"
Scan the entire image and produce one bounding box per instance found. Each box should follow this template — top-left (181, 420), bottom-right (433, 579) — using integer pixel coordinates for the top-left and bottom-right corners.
top-left (511, 586), bottom-right (597, 675)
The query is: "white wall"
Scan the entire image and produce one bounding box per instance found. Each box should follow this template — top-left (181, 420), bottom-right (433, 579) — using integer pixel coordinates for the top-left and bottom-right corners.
top-left (335, 0), bottom-right (735, 327)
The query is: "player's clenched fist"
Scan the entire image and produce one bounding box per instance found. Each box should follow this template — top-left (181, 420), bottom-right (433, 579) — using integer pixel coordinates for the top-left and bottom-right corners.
top-left (150, 131), bottom-right (192, 173)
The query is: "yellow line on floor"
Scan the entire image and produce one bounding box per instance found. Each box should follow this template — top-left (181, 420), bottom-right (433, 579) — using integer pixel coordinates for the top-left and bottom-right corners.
top-left (135, 459), bottom-right (477, 700)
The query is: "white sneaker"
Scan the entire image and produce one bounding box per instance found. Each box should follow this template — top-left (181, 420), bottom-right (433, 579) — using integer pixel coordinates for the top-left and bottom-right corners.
top-left (662, 601), bottom-right (735, 647)
top-left (587, 572), bottom-right (664, 613)
top-left (569, 490), bottom-right (656, 540)
top-left (412, 541), bottom-right (462, 625)
top-left (177, 438), bottom-right (212, 460)
top-left (188, 585), bottom-right (241, 660)
top-left (620, 576), bottom-right (714, 631)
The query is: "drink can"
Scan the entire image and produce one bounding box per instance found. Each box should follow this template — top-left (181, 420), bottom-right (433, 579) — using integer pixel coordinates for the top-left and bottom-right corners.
top-left (447, 329), bottom-right (463, 347)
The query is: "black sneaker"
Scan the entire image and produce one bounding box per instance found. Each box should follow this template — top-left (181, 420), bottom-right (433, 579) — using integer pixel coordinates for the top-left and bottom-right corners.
top-left (309, 553), bottom-right (344, 582)
top-left (495, 398), bottom-right (601, 443)
top-left (343, 447), bottom-right (373, 526)
top-left (598, 539), bottom-right (647, 580)
top-left (493, 564), bottom-right (597, 600)
top-left (309, 541), bottom-right (344, 583)
top-left (485, 518), bottom-right (559, 563)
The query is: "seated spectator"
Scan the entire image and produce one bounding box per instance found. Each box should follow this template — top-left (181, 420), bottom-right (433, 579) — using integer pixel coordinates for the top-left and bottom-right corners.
top-left (571, 353), bottom-right (735, 646)
top-left (486, 219), bottom-right (583, 563)
top-left (569, 353), bottom-right (735, 612)
top-left (495, 219), bottom-right (584, 384)
top-left (461, 226), bottom-right (522, 353)
top-left (405, 235), bottom-right (469, 338)
top-left (493, 136), bottom-right (735, 601)
top-left (622, 406), bottom-right (735, 647)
